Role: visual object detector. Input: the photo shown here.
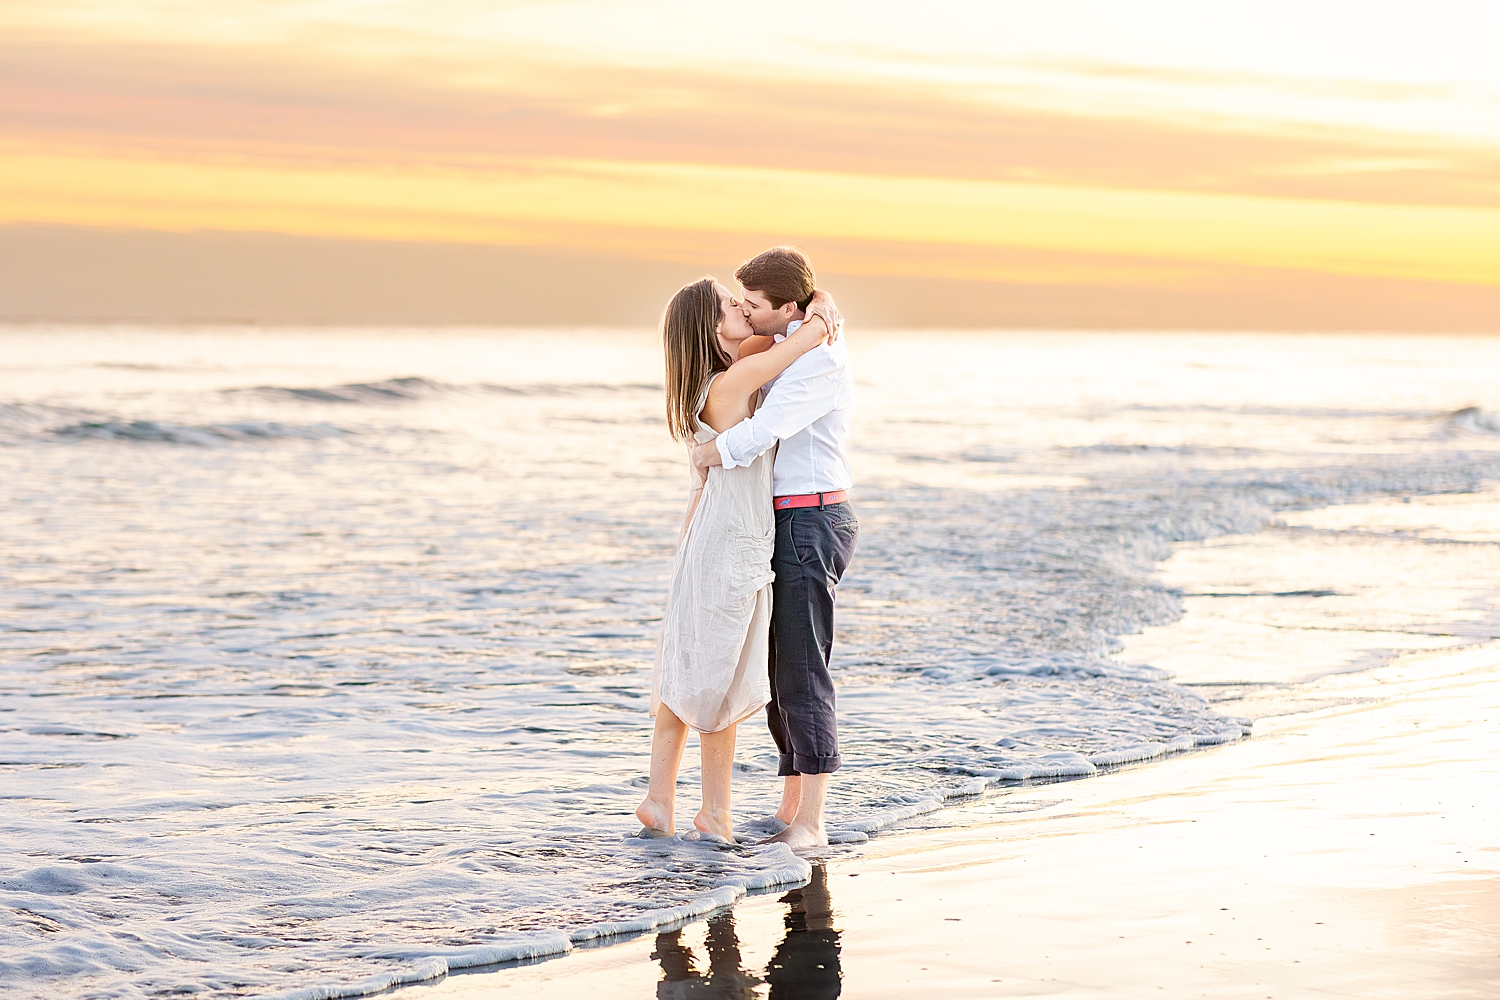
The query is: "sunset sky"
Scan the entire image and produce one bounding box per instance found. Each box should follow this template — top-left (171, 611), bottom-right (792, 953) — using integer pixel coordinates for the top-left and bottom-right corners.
top-left (3, 0), bottom-right (1498, 326)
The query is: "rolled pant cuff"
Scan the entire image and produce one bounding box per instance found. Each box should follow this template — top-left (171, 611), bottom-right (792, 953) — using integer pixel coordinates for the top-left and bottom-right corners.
top-left (779, 752), bottom-right (842, 777)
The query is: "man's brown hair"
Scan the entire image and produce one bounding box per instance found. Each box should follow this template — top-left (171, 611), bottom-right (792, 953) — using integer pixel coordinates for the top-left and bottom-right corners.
top-left (735, 246), bottom-right (816, 310)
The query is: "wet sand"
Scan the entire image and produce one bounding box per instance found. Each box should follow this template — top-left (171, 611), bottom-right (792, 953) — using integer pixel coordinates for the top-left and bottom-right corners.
top-left (407, 491), bottom-right (1500, 999)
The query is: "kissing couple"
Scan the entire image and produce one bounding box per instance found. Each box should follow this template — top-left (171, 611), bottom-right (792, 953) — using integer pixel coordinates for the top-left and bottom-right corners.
top-left (636, 246), bottom-right (858, 851)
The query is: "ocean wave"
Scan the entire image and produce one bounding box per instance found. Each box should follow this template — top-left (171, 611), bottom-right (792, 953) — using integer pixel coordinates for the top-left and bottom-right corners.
top-left (1442, 406), bottom-right (1500, 437)
top-left (2, 402), bottom-right (348, 446)
top-left (228, 376), bottom-right (456, 404)
top-left (0, 401), bottom-right (81, 433)
top-left (50, 418), bottom-right (346, 444)
top-left (231, 377), bottom-right (661, 404)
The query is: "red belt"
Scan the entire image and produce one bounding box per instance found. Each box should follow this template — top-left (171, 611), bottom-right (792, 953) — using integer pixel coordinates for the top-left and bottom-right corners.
top-left (774, 490), bottom-right (848, 510)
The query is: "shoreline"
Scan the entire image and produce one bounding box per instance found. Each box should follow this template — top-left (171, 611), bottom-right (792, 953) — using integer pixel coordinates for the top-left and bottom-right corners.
top-left (406, 639), bottom-right (1500, 999)
top-left (396, 489), bottom-right (1500, 999)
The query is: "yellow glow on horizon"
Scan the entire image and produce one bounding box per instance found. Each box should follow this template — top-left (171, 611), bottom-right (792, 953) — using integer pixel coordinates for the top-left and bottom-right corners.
top-left (5, 146), bottom-right (1498, 287)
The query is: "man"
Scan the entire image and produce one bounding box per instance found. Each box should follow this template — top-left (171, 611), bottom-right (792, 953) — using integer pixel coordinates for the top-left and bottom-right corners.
top-left (691, 246), bottom-right (857, 850)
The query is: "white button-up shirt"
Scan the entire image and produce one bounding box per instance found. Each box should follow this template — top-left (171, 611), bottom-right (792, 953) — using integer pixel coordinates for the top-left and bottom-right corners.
top-left (714, 321), bottom-right (854, 496)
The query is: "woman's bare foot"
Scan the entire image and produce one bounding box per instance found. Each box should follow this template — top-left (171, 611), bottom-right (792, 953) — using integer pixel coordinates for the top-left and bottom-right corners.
top-left (693, 807), bottom-right (735, 843)
top-left (765, 821), bottom-right (827, 851)
top-left (636, 796), bottom-right (673, 835)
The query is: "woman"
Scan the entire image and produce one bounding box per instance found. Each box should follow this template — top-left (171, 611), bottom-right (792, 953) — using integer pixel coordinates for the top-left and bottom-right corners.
top-left (636, 277), bottom-right (838, 842)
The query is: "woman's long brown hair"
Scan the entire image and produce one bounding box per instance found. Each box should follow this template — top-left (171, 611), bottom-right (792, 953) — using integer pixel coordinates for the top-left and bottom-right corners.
top-left (662, 277), bottom-right (732, 442)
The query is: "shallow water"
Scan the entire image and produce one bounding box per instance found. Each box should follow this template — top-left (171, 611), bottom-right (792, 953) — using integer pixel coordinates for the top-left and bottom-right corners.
top-left (3, 328), bottom-right (1499, 998)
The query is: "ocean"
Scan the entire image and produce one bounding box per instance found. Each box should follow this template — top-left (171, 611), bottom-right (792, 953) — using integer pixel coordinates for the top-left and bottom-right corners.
top-left (3, 326), bottom-right (1499, 999)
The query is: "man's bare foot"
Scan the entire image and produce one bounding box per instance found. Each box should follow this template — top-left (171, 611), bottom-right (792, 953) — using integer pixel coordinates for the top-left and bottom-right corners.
top-left (765, 822), bottom-right (827, 851)
top-left (693, 807), bottom-right (735, 842)
top-left (635, 797), bottom-right (673, 836)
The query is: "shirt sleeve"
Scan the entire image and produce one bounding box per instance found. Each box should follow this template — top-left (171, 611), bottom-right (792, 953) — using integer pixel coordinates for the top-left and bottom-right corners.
top-left (715, 350), bottom-right (843, 469)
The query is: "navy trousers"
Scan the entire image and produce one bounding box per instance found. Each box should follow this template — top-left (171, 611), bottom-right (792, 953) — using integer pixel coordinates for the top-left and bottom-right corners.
top-left (766, 502), bottom-right (858, 776)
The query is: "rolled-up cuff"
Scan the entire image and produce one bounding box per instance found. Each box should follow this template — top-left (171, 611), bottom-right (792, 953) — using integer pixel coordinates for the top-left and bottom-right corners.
top-left (715, 435), bottom-right (743, 470)
top-left (778, 752), bottom-right (841, 776)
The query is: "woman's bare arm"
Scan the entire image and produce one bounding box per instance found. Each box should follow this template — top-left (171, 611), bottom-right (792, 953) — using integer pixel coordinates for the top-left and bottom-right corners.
top-left (700, 315), bottom-right (829, 432)
top-left (736, 334), bottom-right (776, 358)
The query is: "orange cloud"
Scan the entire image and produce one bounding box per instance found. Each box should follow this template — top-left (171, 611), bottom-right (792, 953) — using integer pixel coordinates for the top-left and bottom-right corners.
top-left (5, 36), bottom-right (1499, 208)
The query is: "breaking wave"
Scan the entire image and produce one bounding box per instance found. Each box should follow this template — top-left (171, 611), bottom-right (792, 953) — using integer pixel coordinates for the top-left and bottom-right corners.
top-left (51, 419), bottom-right (347, 444)
top-left (1444, 406), bottom-right (1500, 437)
top-left (2, 402), bottom-right (348, 446)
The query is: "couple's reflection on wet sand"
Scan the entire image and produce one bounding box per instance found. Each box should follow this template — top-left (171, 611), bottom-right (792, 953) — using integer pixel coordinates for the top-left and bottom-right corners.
top-left (651, 865), bottom-right (841, 999)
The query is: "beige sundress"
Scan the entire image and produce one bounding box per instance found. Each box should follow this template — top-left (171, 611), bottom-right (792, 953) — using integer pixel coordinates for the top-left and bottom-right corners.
top-left (652, 377), bottom-right (775, 733)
